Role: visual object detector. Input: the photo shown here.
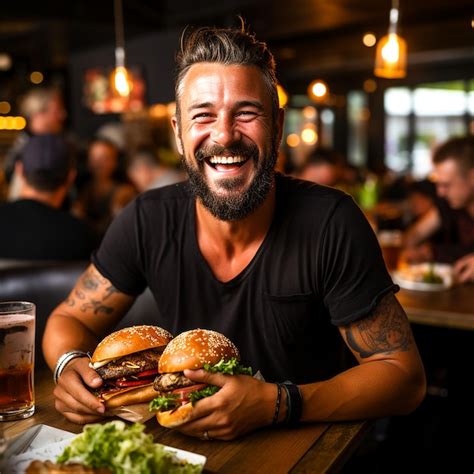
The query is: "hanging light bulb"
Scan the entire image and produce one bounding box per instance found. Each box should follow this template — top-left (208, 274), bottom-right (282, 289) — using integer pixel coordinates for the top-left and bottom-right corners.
top-left (111, 0), bottom-right (132, 98)
top-left (374, 0), bottom-right (407, 79)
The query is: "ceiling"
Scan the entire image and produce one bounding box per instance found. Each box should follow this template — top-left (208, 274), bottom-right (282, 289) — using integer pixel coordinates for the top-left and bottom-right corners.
top-left (1, 0), bottom-right (473, 94)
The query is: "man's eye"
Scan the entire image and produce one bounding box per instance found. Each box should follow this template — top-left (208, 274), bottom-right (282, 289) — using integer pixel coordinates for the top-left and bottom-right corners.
top-left (193, 113), bottom-right (212, 120)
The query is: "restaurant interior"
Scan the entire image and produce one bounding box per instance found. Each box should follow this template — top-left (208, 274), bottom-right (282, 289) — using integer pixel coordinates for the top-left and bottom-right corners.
top-left (0, 0), bottom-right (472, 472)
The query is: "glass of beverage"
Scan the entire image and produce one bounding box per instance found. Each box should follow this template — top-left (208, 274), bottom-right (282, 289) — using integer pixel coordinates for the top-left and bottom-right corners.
top-left (0, 301), bottom-right (35, 421)
top-left (378, 230), bottom-right (403, 272)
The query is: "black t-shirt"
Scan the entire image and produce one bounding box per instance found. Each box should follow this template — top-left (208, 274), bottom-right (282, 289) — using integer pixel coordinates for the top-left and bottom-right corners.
top-left (93, 174), bottom-right (397, 383)
top-left (0, 199), bottom-right (94, 261)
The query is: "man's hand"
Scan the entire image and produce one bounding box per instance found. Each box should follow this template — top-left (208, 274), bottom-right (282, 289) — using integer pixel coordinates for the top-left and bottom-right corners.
top-left (53, 357), bottom-right (106, 424)
top-left (175, 369), bottom-right (275, 440)
top-left (454, 253), bottom-right (474, 283)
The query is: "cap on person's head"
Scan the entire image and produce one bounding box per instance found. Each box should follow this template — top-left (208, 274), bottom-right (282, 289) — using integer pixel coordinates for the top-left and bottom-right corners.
top-left (20, 135), bottom-right (72, 191)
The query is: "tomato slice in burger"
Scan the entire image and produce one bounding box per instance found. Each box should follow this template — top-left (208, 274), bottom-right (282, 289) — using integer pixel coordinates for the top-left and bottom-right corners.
top-left (171, 384), bottom-right (207, 404)
top-left (135, 369), bottom-right (159, 378)
top-left (116, 378), bottom-right (154, 388)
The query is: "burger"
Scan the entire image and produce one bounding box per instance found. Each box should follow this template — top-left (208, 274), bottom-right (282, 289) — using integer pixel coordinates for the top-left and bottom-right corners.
top-left (89, 325), bottom-right (173, 408)
top-left (149, 328), bottom-right (252, 428)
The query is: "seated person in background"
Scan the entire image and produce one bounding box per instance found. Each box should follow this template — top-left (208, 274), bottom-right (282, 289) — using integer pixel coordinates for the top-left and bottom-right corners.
top-left (5, 86), bottom-right (68, 200)
top-left (298, 147), bottom-right (344, 188)
top-left (0, 135), bottom-right (94, 260)
top-left (402, 136), bottom-right (474, 280)
top-left (406, 179), bottom-right (437, 222)
top-left (74, 138), bottom-right (136, 239)
top-left (44, 26), bottom-right (424, 438)
top-left (126, 147), bottom-right (184, 193)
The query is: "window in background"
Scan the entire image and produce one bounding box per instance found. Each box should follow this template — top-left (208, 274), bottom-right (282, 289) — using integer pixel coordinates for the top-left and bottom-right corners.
top-left (347, 91), bottom-right (369, 167)
top-left (384, 81), bottom-right (471, 178)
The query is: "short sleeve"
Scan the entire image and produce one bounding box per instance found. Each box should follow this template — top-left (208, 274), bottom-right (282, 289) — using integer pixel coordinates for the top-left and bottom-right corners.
top-left (92, 199), bottom-right (147, 296)
top-left (319, 196), bottom-right (398, 326)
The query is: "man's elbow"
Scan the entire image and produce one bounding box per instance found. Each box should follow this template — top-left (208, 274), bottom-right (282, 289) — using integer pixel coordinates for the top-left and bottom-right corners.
top-left (397, 368), bottom-right (427, 415)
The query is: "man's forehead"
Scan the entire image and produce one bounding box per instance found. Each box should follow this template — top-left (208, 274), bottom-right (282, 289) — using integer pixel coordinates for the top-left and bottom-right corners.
top-left (179, 63), bottom-right (269, 103)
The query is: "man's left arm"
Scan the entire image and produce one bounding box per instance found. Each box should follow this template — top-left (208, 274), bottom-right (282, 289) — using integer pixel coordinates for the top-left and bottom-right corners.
top-left (300, 292), bottom-right (426, 421)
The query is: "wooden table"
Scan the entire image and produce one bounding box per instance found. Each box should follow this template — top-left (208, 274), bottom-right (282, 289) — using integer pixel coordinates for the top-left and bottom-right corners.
top-left (2, 373), bottom-right (369, 473)
top-left (398, 283), bottom-right (474, 331)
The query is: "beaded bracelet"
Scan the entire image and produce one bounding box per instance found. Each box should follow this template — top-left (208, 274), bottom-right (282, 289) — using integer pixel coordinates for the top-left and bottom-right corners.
top-left (271, 383), bottom-right (283, 425)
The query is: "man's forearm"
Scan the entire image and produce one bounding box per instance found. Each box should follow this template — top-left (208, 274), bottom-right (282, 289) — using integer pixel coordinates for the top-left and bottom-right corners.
top-left (42, 309), bottom-right (100, 370)
top-left (300, 360), bottom-right (426, 422)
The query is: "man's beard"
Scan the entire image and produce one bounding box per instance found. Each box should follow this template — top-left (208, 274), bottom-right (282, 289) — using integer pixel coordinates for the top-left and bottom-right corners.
top-left (182, 139), bottom-right (278, 221)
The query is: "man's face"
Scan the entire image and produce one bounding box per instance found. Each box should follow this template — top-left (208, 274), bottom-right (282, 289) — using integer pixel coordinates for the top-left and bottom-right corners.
top-left (88, 142), bottom-right (118, 179)
top-left (44, 95), bottom-right (66, 134)
top-left (172, 63), bottom-right (282, 221)
top-left (434, 159), bottom-right (474, 209)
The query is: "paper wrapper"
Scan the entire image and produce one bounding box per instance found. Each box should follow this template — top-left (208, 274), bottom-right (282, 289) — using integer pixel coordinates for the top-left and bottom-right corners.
top-left (105, 403), bottom-right (156, 423)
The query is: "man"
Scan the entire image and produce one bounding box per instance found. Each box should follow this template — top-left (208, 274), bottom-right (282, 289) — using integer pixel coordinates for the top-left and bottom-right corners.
top-left (403, 135), bottom-right (474, 281)
top-left (298, 147), bottom-right (344, 188)
top-left (127, 148), bottom-right (184, 193)
top-left (0, 135), bottom-right (94, 260)
top-left (43, 26), bottom-right (425, 439)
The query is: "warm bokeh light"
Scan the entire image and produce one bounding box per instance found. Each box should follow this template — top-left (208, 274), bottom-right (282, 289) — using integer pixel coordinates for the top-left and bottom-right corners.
top-left (14, 116), bottom-right (26, 130)
top-left (308, 80), bottom-right (328, 101)
top-left (149, 103), bottom-right (168, 118)
top-left (363, 33), bottom-right (377, 47)
top-left (167, 102), bottom-right (176, 116)
top-left (30, 71), bottom-right (44, 84)
top-left (0, 53), bottom-right (12, 71)
top-left (0, 116), bottom-right (26, 130)
top-left (112, 66), bottom-right (132, 97)
top-left (363, 79), bottom-right (377, 93)
top-left (0, 101), bottom-right (11, 114)
top-left (301, 128), bottom-right (318, 145)
top-left (302, 106), bottom-right (317, 119)
top-left (277, 84), bottom-right (288, 108)
top-left (374, 33), bottom-right (407, 78)
top-left (286, 133), bottom-right (300, 147)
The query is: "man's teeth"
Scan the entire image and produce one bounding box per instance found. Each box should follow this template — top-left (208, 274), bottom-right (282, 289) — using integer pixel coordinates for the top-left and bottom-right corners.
top-left (209, 156), bottom-right (247, 164)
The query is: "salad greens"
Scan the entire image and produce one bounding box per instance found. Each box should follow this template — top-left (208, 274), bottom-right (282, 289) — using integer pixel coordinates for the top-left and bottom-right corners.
top-left (57, 420), bottom-right (202, 474)
top-left (149, 394), bottom-right (179, 411)
top-left (188, 385), bottom-right (220, 404)
top-left (203, 358), bottom-right (252, 376)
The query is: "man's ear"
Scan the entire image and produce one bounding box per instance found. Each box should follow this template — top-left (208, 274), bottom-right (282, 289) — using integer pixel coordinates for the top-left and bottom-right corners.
top-left (171, 116), bottom-right (184, 156)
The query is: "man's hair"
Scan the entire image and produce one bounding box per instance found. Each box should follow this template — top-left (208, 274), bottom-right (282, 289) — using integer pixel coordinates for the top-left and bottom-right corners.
top-left (19, 87), bottom-right (60, 120)
top-left (432, 135), bottom-right (474, 172)
top-left (21, 135), bottom-right (73, 192)
top-left (128, 147), bottom-right (160, 168)
top-left (305, 147), bottom-right (345, 167)
top-left (175, 25), bottom-right (279, 123)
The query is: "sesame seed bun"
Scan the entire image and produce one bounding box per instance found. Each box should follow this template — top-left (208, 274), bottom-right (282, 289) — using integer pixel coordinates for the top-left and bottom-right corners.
top-left (91, 325), bottom-right (173, 364)
top-left (158, 328), bottom-right (239, 373)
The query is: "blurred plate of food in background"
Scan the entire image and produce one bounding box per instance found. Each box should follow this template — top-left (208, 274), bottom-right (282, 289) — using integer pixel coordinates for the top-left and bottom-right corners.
top-left (392, 263), bottom-right (453, 291)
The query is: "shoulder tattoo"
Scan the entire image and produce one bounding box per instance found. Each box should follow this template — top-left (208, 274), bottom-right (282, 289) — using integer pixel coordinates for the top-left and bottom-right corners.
top-left (344, 293), bottom-right (412, 358)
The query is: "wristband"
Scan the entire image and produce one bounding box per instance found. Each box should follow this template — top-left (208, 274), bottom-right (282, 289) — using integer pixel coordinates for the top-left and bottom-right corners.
top-left (53, 350), bottom-right (89, 384)
top-left (283, 382), bottom-right (303, 426)
top-left (271, 383), bottom-right (283, 425)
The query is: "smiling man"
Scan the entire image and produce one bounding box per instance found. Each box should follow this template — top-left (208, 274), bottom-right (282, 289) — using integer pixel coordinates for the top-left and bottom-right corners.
top-left (43, 26), bottom-right (425, 439)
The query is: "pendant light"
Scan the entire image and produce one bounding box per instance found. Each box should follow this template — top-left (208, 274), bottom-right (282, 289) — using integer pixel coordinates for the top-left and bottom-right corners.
top-left (111, 0), bottom-right (132, 97)
top-left (374, 0), bottom-right (407, 79)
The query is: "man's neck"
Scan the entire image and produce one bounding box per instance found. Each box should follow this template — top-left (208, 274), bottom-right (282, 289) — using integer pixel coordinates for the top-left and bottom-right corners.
top-left (20, 186), bottom-right (63, 209)
top-left (195, 185), bottom-right (276, 258)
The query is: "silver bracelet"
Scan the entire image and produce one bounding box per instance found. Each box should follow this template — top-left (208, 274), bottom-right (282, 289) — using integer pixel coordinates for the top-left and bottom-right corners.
top-left (53, 350), bottom-right (89, 384)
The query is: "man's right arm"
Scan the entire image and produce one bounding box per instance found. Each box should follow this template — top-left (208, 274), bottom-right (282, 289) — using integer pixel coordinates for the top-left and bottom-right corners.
top-left (43, 263), bottom-right (135, 424)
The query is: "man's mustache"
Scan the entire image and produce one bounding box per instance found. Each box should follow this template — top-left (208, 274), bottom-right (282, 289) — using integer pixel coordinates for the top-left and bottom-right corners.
top-left (195, 143), bottom-right (259, 162)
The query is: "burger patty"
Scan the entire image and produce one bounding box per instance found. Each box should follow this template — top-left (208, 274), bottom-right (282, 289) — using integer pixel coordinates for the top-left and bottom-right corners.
top-left (153, 372), bottom-right (194, 392)
top-left (96, 349), bottom-right (162, 380)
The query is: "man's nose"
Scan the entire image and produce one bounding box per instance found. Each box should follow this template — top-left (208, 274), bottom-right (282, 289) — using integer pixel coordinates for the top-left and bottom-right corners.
top-left (210, 115), bottom-right (240, 147)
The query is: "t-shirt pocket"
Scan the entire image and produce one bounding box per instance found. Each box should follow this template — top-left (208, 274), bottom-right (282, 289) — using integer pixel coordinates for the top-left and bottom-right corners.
top-left (263, 292), bottom-right (314, 346)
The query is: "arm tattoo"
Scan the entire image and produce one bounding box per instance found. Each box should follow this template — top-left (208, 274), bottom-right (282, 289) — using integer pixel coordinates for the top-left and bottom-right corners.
top-left (80, 300), bottom-right (114, 315)
top-left (344, 293), bottom-right (412, 358)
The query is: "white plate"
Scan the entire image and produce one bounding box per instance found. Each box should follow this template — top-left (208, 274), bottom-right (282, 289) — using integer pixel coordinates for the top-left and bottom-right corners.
top-left (3, 425), bottom-right (206, 473)
top-left (392, 263), bottom-right (453, 292)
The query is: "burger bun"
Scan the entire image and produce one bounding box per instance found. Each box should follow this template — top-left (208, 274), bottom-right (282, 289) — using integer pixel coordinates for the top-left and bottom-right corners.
top-left (155, 402), bottom-right (194, 428)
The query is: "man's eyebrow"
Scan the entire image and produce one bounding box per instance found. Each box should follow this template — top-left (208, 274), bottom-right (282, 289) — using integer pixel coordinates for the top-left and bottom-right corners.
top-left (187, 100), bottom-right (264, 113)
top-left (187, 102), bottom-right (213, 112)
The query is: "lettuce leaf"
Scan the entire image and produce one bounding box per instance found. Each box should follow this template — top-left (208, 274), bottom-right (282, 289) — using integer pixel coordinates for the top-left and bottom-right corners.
top-left (203, 358), bottom-right (252, 375)
top-left (149, 394), bottom-right (178, 412)
top-left (188, 385), bottom-right (220, 405)
top-left (57, 420), bottom-right (201, 473)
